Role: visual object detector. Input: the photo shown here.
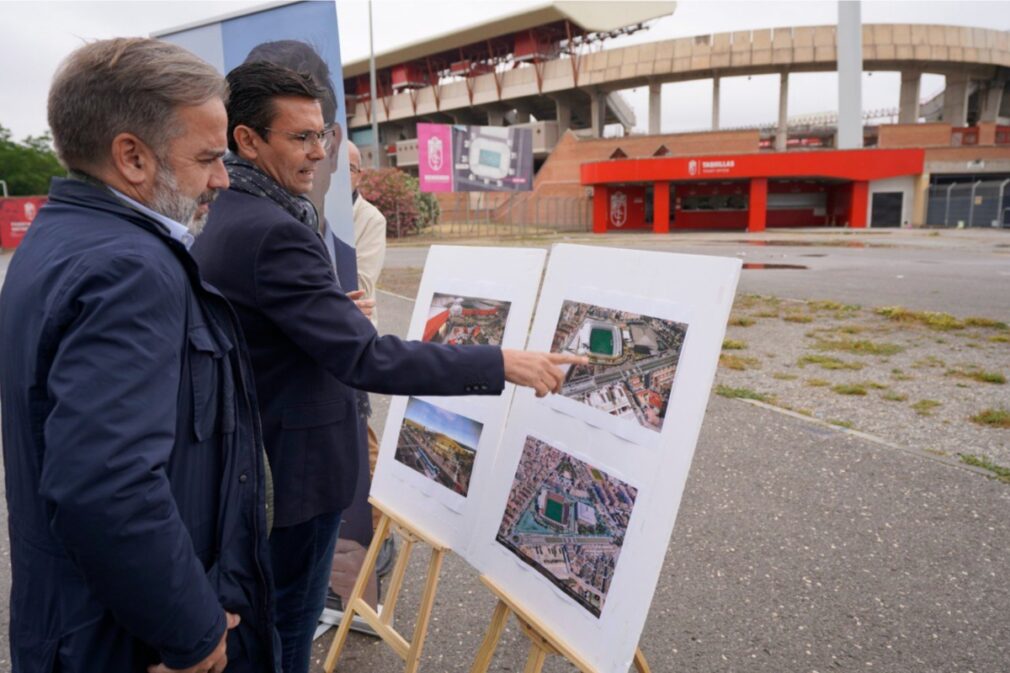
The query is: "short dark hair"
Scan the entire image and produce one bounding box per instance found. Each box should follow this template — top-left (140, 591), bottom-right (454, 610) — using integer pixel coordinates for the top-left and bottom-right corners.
top-left (245, 40), bottom-right (337, 124)
top-left (225, 60), bottom-right (326, 152)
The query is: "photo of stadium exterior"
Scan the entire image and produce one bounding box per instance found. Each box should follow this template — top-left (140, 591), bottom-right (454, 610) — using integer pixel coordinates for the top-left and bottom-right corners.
top-left (551, 300), bottom-right (688, 433)
top-left (344, 2), bottom-right (1010, 232)
top-left (496, 435), bottom-right (638, 618)
top-left (422, 293), bottom-right (512, 346)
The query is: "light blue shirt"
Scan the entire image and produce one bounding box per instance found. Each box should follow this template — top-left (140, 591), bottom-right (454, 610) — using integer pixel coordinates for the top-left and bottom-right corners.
top-left (109, 187), bottom-right (195, 250)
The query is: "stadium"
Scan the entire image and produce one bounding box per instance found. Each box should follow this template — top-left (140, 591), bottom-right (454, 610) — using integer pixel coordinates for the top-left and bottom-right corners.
top-left (343, 2), bottom-right (1010, 232)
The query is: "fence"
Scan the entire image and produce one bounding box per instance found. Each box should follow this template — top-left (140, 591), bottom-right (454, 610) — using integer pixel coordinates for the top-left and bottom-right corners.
top-left (925, 179), bottom-right (1010, 228)
top-left (388, 192), bottom-right (592, 239)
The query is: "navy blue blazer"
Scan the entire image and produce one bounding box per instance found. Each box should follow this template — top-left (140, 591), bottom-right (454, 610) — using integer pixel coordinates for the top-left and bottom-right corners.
top-left (0, 178), bottom-right (276, 672)
top-left (192, 189), bottom-right (505, 527)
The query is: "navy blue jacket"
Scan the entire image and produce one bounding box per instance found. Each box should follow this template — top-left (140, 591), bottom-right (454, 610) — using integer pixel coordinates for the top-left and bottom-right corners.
top-left (0, 178), bottom-right (277, 672)
top-left (192, 188), bottom-right (505, 528)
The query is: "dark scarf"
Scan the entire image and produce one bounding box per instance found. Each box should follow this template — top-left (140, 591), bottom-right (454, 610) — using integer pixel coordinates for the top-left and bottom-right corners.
top-left (224, 153), bottom-right (319, 230)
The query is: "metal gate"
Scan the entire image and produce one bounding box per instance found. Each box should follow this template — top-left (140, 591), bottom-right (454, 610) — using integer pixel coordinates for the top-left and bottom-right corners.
top-left (926, 179), bottom-right (1010, 228)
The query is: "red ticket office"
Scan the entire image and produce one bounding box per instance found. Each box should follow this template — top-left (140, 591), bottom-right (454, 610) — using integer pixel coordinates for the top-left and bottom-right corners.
top-left (580, 148), bottom-right (925, 233)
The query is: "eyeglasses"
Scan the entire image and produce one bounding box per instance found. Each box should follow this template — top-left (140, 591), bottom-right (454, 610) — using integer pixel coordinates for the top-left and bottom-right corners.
top-left (263, 126), bottom-right (336, 153)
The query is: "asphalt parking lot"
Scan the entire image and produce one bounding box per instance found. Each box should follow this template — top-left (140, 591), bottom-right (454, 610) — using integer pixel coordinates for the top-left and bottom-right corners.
top-left (2, 228), bottom-right (1009, 672)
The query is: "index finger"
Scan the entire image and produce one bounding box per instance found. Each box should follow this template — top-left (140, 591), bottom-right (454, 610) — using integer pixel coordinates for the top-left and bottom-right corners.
top-left (545, 352), bottom-right (588, 366)
top-left (346, 290), bottom-right (365, 300)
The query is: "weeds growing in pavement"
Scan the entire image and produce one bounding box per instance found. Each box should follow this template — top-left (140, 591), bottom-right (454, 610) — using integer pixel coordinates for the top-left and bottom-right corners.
top-left (715, 385), bottom-right (774, 403)
top-left (812, 338), bottom-right (904, 356)
top-left (912, 399), bottom-right (942, 416)
top-left (969, 408), bottom-right (1010, 429)
top-left (797, 354), bottom-right (865, 370)
top-left (959, 454), bottom-right (1010, 483)
top-left (722, 339), bottom-right (747, 350)
top-left (720, 354), bottom-right (761, 370)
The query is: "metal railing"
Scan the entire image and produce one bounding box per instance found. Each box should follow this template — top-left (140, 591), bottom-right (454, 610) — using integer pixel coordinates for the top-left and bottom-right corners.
top-left (925, 179), bottom-right (1010, 228)
top-left (390, 192), bottom-right (592, 239)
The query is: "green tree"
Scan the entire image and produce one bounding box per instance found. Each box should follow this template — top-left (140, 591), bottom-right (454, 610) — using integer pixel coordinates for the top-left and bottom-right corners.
top-left (357, 167), bottom-right (440, 237)
top-left (0, 124), bottom-right (65, 196)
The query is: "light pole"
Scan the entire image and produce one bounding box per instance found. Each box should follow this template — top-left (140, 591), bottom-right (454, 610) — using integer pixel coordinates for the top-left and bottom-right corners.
top-left (0, 179), bottom-right (8, 198)
top-left (368, 0), bottom-right (380, 169)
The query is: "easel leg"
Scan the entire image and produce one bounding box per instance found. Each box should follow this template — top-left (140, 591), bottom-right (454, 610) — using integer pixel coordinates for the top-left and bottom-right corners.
top-left (522, 643), bottom-right (549, 673)
top-left (403, 547), bottom-right (445, 673)
top-left (323, 514), bottom-right (391, 673)
top-left (379, 534), bottom-right (414, 626)
top-left (633, 647), bottom-right (651, 673)
top-left (469, 600), bottom-right (510, 673)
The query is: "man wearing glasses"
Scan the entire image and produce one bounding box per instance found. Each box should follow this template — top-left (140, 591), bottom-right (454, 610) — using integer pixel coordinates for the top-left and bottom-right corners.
top-left (193, 61), bottom-right (583, 673)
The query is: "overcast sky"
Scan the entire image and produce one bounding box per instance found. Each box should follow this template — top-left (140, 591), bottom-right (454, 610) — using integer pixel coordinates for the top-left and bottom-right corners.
top-left (0, 0), bottom-right (1005, 142)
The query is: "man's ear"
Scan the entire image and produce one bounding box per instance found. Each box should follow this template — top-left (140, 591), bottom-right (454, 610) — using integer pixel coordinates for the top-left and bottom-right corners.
top-left (109, 132), bottom-right (156, 187)
top-left (233, 125), bottom-right (260, 160)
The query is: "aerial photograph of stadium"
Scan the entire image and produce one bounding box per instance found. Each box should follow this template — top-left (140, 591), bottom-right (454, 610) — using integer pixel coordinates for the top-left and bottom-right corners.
top-left (422, 293), bottom-right (512, 346)
top-left (551, 300), bottom-right (689, 432)
top-left (394, 397), bottom-right (484, 497)
top-left (496, 435), bottom-right (638, 617)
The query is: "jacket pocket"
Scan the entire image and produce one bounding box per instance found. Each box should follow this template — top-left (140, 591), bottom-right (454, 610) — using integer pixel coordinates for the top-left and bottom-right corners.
top-left (281, 400), bottom-right (347, 429)
top-left (188, 326), bottom-right (222, 442)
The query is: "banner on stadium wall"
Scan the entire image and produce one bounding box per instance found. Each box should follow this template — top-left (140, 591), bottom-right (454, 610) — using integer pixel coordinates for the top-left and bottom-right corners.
top-left (155, 1), bottom-right (354, 246)
top-left (0, 196), bottom-right (46, 249)
top-left (418, 123), bottom-right (534, 193)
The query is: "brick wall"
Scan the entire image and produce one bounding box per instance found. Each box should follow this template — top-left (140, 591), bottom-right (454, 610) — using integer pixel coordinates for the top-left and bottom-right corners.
top-left (878, 123), bottom-right (953, 148)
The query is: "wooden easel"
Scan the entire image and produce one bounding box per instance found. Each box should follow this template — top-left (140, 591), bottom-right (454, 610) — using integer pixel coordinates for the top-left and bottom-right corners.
top-left (470, 576), bottom-right (651, 673)
top-left (323, 497), bottom-right (448, 673)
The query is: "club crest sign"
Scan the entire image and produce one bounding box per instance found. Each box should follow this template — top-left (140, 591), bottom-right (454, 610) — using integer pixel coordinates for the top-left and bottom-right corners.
top-left (609, 191), bottom-right (627, 228)
top-left (427, 135), bottom-right (444, 171)
top-left (687, 159), bottom-right (698, 176)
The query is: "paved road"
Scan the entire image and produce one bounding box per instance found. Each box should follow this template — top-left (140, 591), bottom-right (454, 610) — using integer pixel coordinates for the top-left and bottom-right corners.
top-left (384, 228), bottom-right (1010, 319)
top-left (2, 229), bottom-right (1009, 673)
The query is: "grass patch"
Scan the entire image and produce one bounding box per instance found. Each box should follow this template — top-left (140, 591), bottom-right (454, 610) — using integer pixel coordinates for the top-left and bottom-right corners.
top-left (728, 316), bottom-right (756, 327)
top-left (797, 354), bottom-right (864, 371)
top-left (715, 385), bottom-right (774, 403)
top-left (807, 299), bottom-right (859, 312)
top-left (959, 454), bottom-right (1010, 483)
top-left (875, 306), bottom-right (966, 331)
top-left (964, 317), bottom-right (1009, 330)
top-left (946, 366), bottom-right (1006, 385)
top-left (772, 372), bottom-right (798, 381)
top-left (911, 399), bottom-right (942, 416)
top-left (890, 368), bottom-right (913, 381)
top-left (989, 334), bottom-right (1010, 344)
top-left (912, 356), bottom-right (946, 369)
top-left (832, 383), bottom-right (868, 396)
top-left (754, 310), bottom-right (780, 318)
top-left (828, 419), bottom-right (854, 429)
top-left (782, 313), bottom-right (814, 323)
top-left (812, 338), bottom-right (904, 356)
top-left (969, 408), bottom-right (1010, 429)
top-left (805, 378), bottom-right (830, 387)
top-left (719, 353), bottom-right (761, 370)
top-left (882, 391), bottom-right (908, 402)
top-left (733, 294), bottom-right (779, 311)
top-left (722, 339), bottom-right (747, 350)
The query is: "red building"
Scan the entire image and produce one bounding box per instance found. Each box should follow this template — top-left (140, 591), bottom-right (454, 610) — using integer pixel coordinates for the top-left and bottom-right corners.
top-left (581, 148), bottom-right (925, 233)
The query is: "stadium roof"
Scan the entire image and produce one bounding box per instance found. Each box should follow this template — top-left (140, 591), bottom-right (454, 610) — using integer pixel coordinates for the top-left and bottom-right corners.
top-left (341, 0), bottom-right (676, 78)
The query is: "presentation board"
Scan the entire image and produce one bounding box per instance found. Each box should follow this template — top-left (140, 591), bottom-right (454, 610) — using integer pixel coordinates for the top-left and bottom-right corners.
top-left (370, 246), bottom-right (545, 555)
top-left (468, 244), bottom-right (741, 673)
top-left (418, 123), bottom-right (534, 193)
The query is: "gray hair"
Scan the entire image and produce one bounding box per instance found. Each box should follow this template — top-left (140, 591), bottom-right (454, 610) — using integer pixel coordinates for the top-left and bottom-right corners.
top-left (47, 37), bottom-right (228, 171)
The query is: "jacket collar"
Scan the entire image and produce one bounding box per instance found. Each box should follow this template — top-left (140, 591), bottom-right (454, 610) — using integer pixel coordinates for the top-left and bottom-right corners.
top-left (46, 175), bottom-right (224, 299)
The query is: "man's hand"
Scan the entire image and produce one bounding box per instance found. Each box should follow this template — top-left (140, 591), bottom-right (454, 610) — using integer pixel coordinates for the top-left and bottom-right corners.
top-left (148, 612), bottom-right (240, 673)
top-left (502, 350), bottom-right (588, 398)
top-left (347, 289), bottom-right (375, 319)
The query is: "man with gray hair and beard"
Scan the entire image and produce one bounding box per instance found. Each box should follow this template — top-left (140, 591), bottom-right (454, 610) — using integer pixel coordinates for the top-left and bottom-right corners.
top-left (0, 38), bottom-right (277, 672)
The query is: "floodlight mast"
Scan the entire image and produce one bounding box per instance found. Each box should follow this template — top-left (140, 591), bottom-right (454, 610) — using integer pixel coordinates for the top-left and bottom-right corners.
top-left (0, 179), bottom-right (8, 198)
top-left (368, 0), bottom-right (380, 169)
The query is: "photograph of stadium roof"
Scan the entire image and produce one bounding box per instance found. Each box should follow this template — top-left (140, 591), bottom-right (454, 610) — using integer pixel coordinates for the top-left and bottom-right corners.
top-left (422, 293), bottom-right (512, 346)
top-left (394, 397), bottom-right (483, 498)
top-left (551, 300), bottom-right (688, 433)
top-left (496, 435), bottom-right (638, 618)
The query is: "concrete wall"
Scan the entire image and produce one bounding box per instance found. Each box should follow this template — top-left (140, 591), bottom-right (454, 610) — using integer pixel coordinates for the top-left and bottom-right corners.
top-left (867, 176), bottom-right (915, 227)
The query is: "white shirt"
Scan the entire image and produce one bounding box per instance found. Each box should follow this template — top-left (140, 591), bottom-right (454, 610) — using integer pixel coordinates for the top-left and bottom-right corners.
top-left (109, 187), bottom-right (195, 250)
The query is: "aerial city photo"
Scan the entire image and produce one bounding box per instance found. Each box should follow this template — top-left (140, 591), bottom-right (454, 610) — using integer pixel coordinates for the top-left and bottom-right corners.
top-left (496, 435), bottom-right (638, 617)
top-left (422, 293), bottom-right (512, 346)
top-left (551, 300), bottom-right (689, 432)
top-left (394, 397), bottom-right (483, 497)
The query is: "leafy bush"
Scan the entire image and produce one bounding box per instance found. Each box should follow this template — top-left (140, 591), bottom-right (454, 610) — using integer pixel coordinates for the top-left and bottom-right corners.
top-left (356, 167), bottom-right (439, 237)
top-left (0, 125), bottom-right (65, 195)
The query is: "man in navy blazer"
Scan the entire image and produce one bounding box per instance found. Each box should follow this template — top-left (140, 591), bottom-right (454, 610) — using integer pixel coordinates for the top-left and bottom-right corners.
top-left (192, 61), bottom-right (581, 673)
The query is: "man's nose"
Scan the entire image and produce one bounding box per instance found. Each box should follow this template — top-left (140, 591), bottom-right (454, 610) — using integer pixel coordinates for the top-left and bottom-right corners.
top-left (210, 158), bottom-right (230, 190)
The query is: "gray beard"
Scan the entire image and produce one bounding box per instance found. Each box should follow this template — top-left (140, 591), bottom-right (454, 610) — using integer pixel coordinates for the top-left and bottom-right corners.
top-left (149, 165), bottom-right (215, 236)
